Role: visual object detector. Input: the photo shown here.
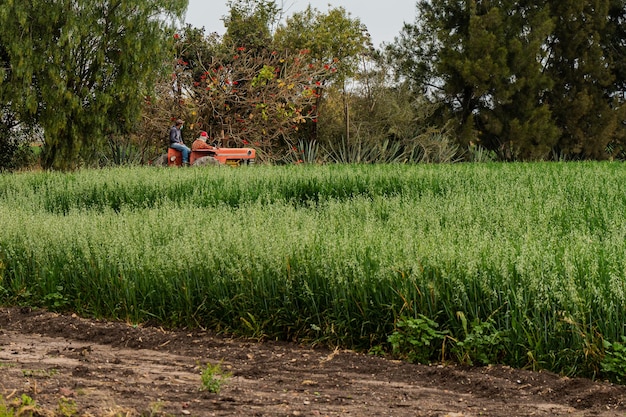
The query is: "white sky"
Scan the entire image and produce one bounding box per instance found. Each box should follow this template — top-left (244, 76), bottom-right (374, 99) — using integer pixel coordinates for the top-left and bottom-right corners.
top-left (183, 1), bottom-right (417, 48)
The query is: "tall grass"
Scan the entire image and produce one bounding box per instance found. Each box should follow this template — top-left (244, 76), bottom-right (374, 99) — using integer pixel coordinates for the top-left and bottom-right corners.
top-left (1, 162), bottom-right (626, 377)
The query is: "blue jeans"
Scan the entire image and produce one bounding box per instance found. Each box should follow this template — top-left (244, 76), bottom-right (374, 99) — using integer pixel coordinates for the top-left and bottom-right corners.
top-left (170, 143), bottom-right (191, 164)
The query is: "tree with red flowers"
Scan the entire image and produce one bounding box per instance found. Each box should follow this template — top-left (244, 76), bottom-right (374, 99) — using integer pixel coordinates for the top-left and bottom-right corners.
top-left (165, 1), bottom-right (341, 163)
top-left (143, 1), bottom-right (371, 164)
top-left (182, 40), bottom-right (333, 163)
top-left (274, 6), bottom-right (371, 141)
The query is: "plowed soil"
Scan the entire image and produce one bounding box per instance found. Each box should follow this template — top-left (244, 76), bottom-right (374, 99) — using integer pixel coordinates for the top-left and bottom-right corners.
top-left (1, 307), bottom-right (626, 416)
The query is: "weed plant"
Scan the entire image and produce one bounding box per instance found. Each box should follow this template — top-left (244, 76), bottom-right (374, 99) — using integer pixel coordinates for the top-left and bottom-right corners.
top-left (2, 162), bottom-right (626, 378)
top-left (199, 362), bottom-right (232, 394)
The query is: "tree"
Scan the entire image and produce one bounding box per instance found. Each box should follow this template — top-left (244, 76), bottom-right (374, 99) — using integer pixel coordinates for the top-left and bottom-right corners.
top-left (0, 39), bottom-right (39, 170)
top-left (476, 1), bottom-right (560, 160)
top-left (274, 6), bottom-right (371, 144)
top-left (388, 0), bottom-right (626, 161)
top-left (222, 0), bottom-right (282, 51)
top-left (0, 0), bottom-right (187, 170)
top-left (387, 0), bottom-right (560, 160)
top-left (545, 0), bottom-right (624, 159)
top-left (168, 27), bottom-right (332, 163)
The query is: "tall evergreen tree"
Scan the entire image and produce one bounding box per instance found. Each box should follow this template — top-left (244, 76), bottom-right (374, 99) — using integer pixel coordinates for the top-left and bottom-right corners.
top-left (604, 0), bottom-right (626, 91)
top-left (387, 0), bottom-right (559, 159)
top-left (477, 1), bottom-right (560, 159)
top-left (545, 0), bottom-right (621, 159)
top-left (0, 0), bottom-right (187, 169)
top-left (388, 0), bottom-right (626, 160)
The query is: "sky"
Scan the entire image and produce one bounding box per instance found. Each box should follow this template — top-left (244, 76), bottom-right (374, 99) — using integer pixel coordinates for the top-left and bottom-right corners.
top-left (183, 1), bottom-right (417, 48)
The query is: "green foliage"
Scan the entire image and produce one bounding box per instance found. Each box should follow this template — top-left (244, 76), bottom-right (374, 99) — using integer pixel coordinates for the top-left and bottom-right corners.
top-left (0, 0), bottom-right (188, 170)
top-left (465, 144), bottom-right (498, 163)
top-left (0, 394), bottom-right (38, 417)
top-left (4, 163), bottom-right (626, 378)
top-left (275, 5), bottom-right (371, 83)
top-left (0, 110), bottom-right (39, 172)
top-left (56, 397), bottom-right (77, 417)
top-left (200, 362), bottom-right (232, 394)
top-left (388, 315), bottom-right (448, 364)
top-left (0, 394), bottom-right (76, 417)
top-left (0, 137), bottom-right (37, 172)
top-left (545, 0), bottom-right (622, 160)
top-left (251, 65), bottom-right (276, 87)
top-left (43, 286), bottom-right (70, 311)
top-left (451, 313), bottom-right (509, 366)
top-left (601, 337), bottom-right (626, 383)
top-left (292, 139), bottom-right (319, 164)
top-left (386, 0), bottom-right (624, 161)
top-left (223, 0), bottom-right (280, 50)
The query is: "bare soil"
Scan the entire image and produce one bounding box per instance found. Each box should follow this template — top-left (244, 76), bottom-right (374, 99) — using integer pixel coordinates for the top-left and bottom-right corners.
top-left (1, 307), bottom-right (626, 416)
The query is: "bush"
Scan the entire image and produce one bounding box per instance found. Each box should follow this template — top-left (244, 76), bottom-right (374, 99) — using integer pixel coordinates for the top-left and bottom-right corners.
top-left (388, 315), bottom-right (448, 364)
top-left (451, 313), bottom-right (509, 366)
top-left (0, 124), bottom-right (39, 171)
top-left (601, 337), bottom-right (626, 383)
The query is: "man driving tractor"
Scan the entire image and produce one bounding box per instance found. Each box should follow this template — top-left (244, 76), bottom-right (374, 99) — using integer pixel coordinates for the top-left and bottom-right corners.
top-left (192, 131), bottom-right (213, 151)
top-left (166, 124), bottom-right (256, 167)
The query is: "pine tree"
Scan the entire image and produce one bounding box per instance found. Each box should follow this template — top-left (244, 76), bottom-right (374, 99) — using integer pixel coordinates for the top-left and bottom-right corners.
top-left (388, 0), bottom-right (560, 159)
top-left (545, 0), bottom-right (621, 159)
top-left (477, 1), bottom-right (560, 159)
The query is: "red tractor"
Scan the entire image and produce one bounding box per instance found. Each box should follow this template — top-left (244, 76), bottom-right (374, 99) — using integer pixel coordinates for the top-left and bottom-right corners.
top-left (167, 145), bottom-right (256, 167)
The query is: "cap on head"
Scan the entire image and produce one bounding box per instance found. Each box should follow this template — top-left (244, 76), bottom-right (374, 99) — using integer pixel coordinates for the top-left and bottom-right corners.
top-left (200, 131), bottom-right (208, 137)
top-left (176, 119), bottom-right (184, 126)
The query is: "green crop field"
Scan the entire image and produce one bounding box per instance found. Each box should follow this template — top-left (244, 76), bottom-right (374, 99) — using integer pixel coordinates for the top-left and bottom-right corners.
top-left (1, 162), bottom-right (626, 379)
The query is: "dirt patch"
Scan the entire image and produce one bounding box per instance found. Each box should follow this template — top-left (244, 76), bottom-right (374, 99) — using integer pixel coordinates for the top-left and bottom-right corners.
top-left (1, 307), bottom-right (625, 416)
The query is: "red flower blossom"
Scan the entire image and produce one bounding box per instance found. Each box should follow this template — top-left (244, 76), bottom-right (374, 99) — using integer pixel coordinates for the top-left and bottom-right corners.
top-left (173, 33), bottom-right (180, 40)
